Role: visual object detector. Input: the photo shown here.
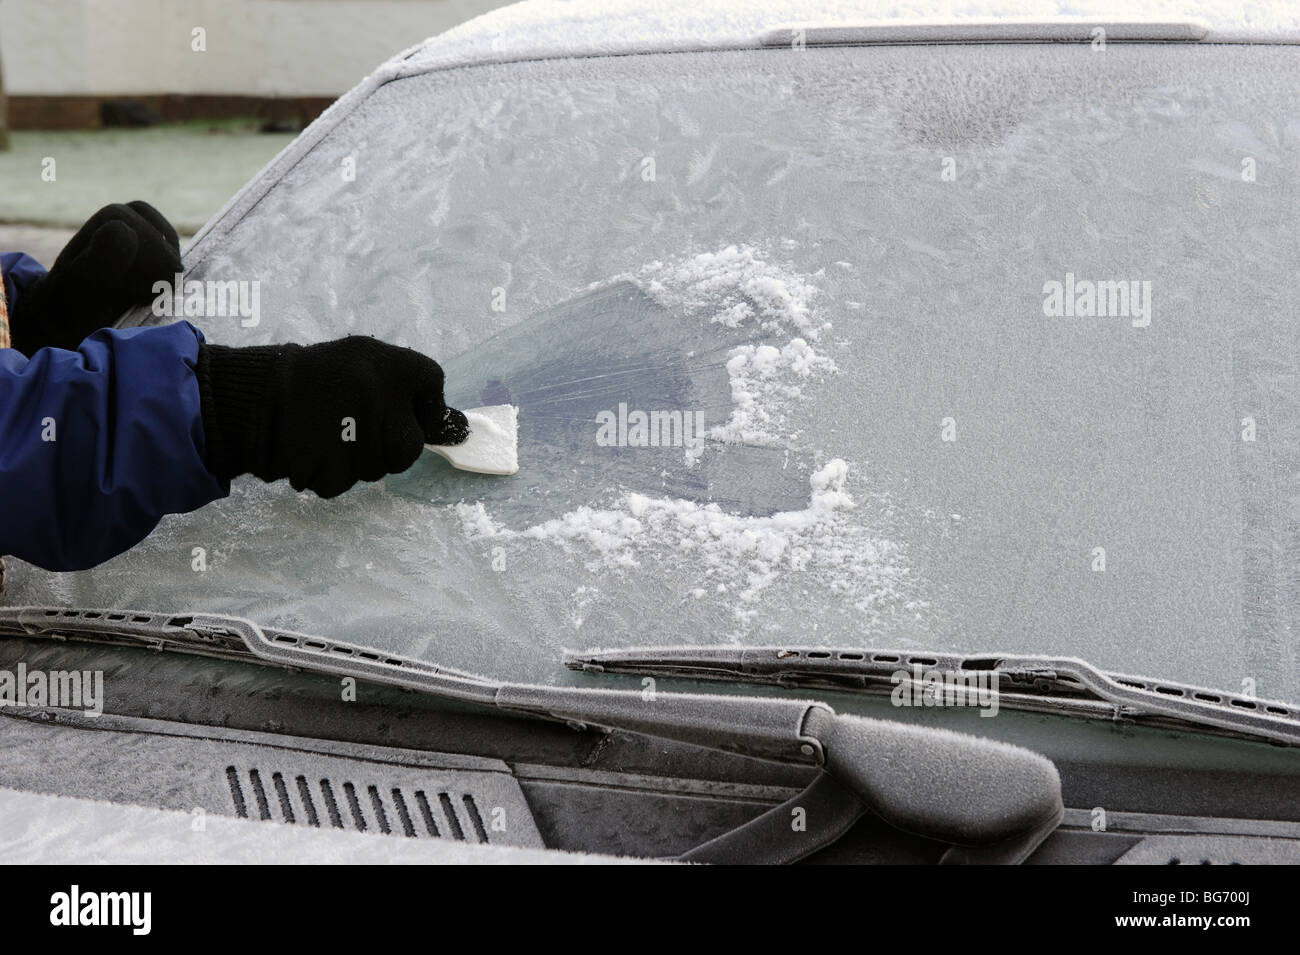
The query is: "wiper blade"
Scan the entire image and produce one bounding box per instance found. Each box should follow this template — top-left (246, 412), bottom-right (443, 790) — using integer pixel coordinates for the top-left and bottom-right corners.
top-left (0, 605), bottom-right (498, 703)
top-left (0, 605), bottom-right (1064, 862)
top-left (564, 645), bottom-right (1300, 748)
top-left (0, 607), bottom-right (260, 660)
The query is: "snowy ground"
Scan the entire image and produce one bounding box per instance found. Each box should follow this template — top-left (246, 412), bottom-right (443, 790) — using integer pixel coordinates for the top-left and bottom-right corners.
top-left (0, 123), bottom-right (294, 234)
top-left (0, 223), bottom-right (75, 267)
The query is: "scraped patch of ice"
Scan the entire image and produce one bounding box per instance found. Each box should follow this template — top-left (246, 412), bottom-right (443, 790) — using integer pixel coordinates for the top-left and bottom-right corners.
top-left (455, 459), bottom-right (911, 626)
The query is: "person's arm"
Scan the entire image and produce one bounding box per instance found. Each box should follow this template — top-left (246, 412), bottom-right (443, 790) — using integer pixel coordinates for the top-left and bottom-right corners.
top-left (0, 321), bottom-right (228, 571)
top-left (1, 322), bottom-right (471, 572)
top-left (2, 201), bottom-right (470, 573)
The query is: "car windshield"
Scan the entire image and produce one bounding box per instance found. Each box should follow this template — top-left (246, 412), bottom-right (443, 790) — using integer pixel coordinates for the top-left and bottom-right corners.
top-left (13, 41), bottom-right (1300, 700)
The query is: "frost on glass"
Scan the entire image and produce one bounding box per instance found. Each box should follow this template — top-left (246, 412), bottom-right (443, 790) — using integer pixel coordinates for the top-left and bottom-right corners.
top-left (13, 44), bottom-right (1300, 699)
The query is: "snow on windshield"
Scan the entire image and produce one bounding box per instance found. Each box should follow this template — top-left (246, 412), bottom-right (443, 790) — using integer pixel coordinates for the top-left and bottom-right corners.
top-left (456, 455), bottom-right (909, 630)
top-left (11, 42), bottom-right (1300, 701)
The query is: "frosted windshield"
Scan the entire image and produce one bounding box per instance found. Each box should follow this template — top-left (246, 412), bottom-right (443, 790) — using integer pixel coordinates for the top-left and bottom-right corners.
top-left (15, 43), bottom-right (1300, 700)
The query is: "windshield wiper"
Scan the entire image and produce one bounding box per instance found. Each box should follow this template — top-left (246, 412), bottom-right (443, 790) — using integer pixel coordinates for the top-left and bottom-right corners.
top-left (0, 606), bottom-right (498, 701)
top-left (0, 605), bottom-right (1063, 863)
top-left (0, 607), bottom-right (261, 661)
top-left (564, 645), bottom-right (1300, 747)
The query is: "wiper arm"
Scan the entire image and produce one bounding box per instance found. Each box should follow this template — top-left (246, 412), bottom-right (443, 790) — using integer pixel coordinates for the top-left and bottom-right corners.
top-left (564, 645), bottom-right (1300, 747)
top-left (0, 606), bottom-right (1063, 863)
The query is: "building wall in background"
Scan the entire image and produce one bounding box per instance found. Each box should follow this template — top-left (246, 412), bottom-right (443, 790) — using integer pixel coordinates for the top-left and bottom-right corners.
top-left (0, 0), bottom-right (508, 126)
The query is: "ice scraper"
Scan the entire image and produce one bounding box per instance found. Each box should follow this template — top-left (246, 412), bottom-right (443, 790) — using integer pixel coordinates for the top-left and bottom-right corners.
top-left (425, 404), bottom-right (519, 475)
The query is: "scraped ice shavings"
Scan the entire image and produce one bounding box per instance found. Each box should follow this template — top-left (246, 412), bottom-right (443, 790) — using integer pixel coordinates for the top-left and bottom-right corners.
top-left (455, 459), bottom-right (909, 625)
top-left (717, 339), bottom-right (835, 447)
top-left (621, 244), bottom-right (838, 448)
top-left (638, 245), bottom-right (823, 338)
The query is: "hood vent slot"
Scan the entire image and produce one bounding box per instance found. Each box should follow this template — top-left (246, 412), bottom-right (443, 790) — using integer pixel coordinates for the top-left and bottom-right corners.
top-left (227, 766), bottom-right (491, 842)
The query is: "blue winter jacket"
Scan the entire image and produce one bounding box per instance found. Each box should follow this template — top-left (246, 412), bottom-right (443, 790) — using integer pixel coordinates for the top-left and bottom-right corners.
top-left (1, 252), bottom-right (229, 571)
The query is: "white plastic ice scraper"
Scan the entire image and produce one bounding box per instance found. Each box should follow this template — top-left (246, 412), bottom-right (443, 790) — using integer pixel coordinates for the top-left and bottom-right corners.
top-left (425, 404), bottom-right (519, 475)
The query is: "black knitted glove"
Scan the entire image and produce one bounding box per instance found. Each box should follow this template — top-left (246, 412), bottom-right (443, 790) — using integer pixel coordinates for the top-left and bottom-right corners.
top-left (196, 336), bottom-right (470, 498)
top-left (10, 201), bottom-right (182, 356)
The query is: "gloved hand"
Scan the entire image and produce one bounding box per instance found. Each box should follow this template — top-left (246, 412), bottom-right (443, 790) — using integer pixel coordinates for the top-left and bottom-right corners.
top-left (10, 200), bottom-right (181, 356)
top-left (196, 336), bottom-right (470, 498)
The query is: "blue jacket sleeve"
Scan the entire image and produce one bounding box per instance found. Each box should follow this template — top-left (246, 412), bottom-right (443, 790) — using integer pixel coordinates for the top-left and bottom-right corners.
top-left (1, 251), bottom-right (47, 310)
top-left (0, 321), bottom-right (231, 571)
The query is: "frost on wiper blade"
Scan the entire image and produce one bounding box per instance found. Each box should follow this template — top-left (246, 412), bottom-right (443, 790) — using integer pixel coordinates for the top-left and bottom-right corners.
top-left (0, 605), bottom-right (496, 701)
top-left (0, 606), bottom-right (261, 661)
top-left (564, 645), bottom-right (1300, 747)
